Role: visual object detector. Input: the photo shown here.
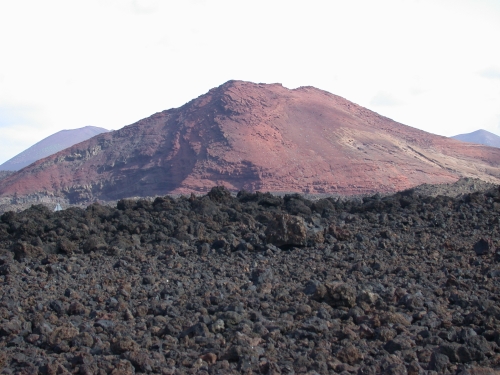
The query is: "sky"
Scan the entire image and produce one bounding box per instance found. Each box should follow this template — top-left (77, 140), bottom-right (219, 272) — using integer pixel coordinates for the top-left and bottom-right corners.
top-left (0, 0), bottom-right (499, 165)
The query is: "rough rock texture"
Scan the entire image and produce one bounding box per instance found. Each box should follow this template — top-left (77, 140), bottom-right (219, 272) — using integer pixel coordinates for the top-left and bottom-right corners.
top-left (2, 81), bottom-right (500, 203)
top-left (0, 172), bottom-right (13, 182)
top-left (410, 178), bottom-right (497, 198)
top-left (0, 185), bottom-right (500, 373)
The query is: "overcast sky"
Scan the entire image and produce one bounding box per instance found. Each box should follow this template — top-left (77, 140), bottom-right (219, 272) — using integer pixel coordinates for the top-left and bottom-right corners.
top-left (1, 0), bottom-right (499, 165)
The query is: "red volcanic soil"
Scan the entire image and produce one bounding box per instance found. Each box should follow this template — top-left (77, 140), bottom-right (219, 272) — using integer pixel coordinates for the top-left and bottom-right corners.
top-left (1, 80), bottom-right (500, 203)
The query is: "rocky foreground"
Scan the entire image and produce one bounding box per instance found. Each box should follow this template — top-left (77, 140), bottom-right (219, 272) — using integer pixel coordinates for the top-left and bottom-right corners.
top-left (1, 184), bottom-right (500, 374)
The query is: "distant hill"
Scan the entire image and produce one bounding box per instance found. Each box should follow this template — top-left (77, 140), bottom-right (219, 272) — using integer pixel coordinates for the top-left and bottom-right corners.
top-left (451, 129), bottom-right (500, 148)
top-left (0, 126), bottom-right (110, 171)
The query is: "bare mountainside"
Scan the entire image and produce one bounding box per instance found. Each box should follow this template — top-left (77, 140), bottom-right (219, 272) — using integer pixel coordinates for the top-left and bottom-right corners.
top-left (0, 126), bottom-right (110, 171)
top-left (1, 80), bottom-right (500, 204)
top-left (0, 171), bottom-right (13, 181)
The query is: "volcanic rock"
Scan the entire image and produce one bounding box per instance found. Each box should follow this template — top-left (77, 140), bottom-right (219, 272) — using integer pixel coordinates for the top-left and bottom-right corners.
top-left (265, 213), bottom-right (307, 247)
top-left (0, 185), bottom-right (499, 372)
top-left (2, 81), bottom-right (500, 203)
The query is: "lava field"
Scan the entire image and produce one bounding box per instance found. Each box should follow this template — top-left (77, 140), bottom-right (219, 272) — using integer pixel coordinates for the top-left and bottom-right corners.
top-left (1, 184), bottom-right (500, 374)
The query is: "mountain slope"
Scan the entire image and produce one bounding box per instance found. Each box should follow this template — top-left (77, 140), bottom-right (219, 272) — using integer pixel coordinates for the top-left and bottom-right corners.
top-left (1, 80), bottom-right (500, 203)
top-left (0, 171), bottom-right (13, 181)
top-left (451, 129), bottom-right (500, 148)
top-left (0, 126), bottom-right (110, 171)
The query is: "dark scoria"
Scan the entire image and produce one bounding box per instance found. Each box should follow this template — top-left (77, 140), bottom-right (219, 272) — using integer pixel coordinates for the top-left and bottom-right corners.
top-left (0, 185), bottom-right (500, 374)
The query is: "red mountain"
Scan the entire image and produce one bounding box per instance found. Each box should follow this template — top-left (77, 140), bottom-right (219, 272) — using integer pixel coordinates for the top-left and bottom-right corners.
top-left (1, 80), bottom-right (500, 203)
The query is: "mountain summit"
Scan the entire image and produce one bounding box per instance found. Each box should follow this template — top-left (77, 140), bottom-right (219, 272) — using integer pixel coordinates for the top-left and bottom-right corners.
top-left (1, 80), bottom-right (500, 203)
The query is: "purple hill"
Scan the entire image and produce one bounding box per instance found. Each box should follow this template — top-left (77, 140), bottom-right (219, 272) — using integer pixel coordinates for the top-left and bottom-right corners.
top-left (451, 129), bottom-right (500, 148)
top-left (0, 126), bottom-right (109, 171)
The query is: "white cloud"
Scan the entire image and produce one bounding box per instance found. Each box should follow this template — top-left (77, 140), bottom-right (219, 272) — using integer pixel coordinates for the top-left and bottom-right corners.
top-left (131, 0), bottom-right (159, 14)
top-left (370, 92), bottom-right (404, 107)
top-left (479, 66), bottom-right (500, 80)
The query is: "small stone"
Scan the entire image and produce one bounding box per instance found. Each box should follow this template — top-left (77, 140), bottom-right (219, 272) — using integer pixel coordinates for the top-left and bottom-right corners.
top-left (0, 319), bottom-right (22, 336)
top-left (384, 335), bottom-right (415, 354)
top-left (68, 301), bottom-right (86, 315)
top-left (211, 319), bottom-right (225, 333)
top-left (95, 319), bottom-right (115, 330)
top-left (474, 238), bottom-right (493, 256)
top-left (336, 345), bottom-right (363, 365)
top-left (265, 213), bottom-right (307, 247)
top-left (143, 275), bottom-right (155, 285)
top-left (429, 352), bottom-right (450, 372)
top-left (200, 353), bottom-right (217, 364)
top-left (112, 337), bottom-right (139, 354)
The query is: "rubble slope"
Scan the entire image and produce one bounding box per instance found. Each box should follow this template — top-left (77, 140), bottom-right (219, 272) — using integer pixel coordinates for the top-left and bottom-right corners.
top-left (0, 185), bottom-right (500, 373)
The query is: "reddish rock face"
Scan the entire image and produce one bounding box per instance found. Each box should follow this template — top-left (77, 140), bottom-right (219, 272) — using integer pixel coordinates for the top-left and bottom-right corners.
top-left (1, 80), bottom-right (500, 203)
